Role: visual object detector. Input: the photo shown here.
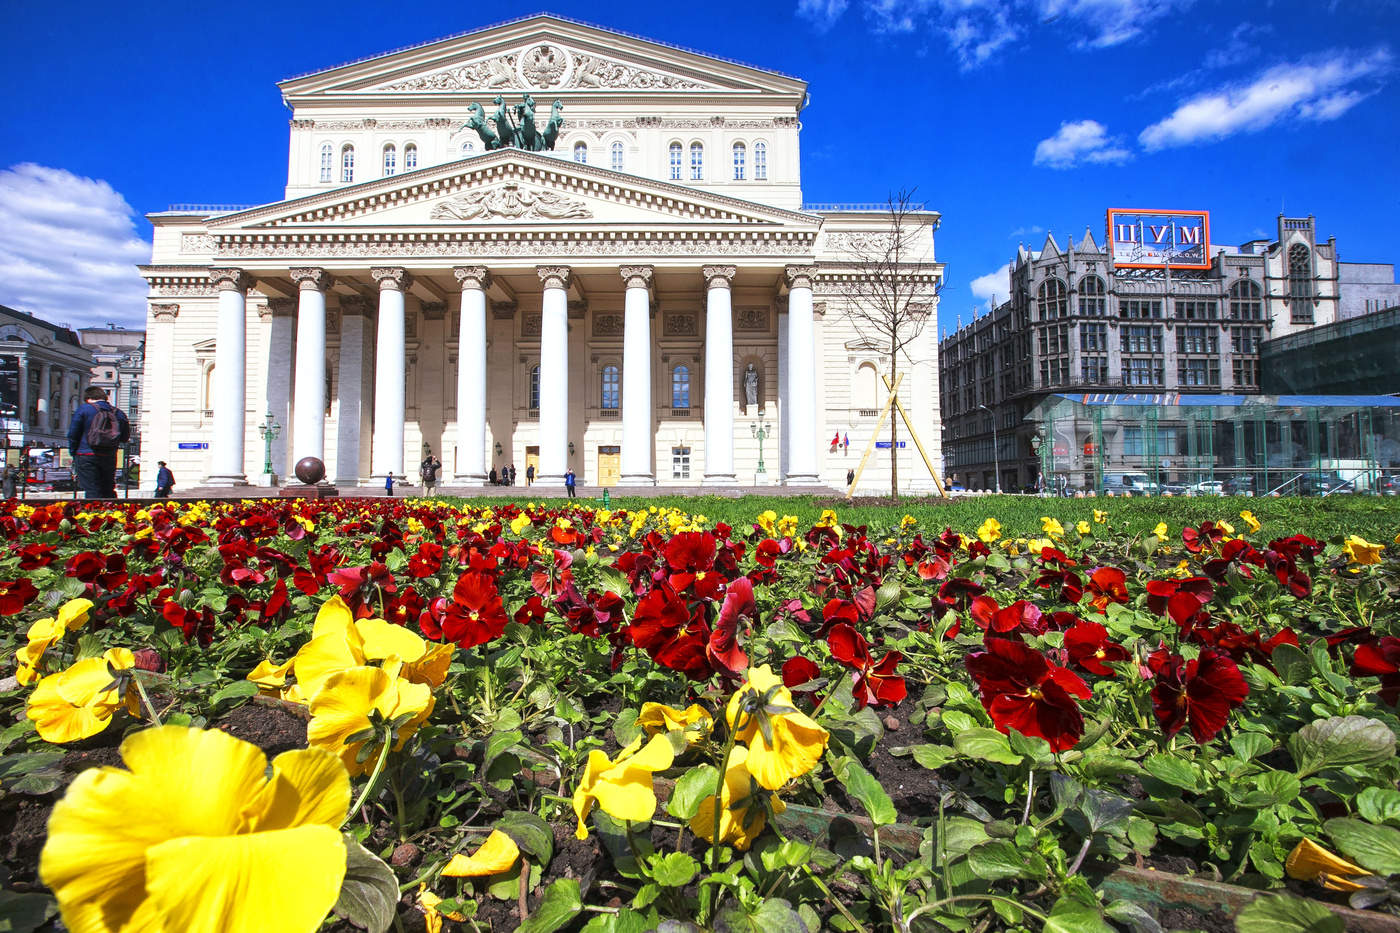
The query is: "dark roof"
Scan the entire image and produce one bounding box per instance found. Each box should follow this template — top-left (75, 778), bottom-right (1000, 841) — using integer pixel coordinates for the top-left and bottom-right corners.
top-left (0, 304), bottom-right (82, 347)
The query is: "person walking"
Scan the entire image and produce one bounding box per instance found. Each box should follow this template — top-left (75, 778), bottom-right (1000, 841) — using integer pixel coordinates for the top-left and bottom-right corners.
top-left (384, 473), bottom-right (395, 497)
top-left (508, 464), bottom-right (517, 486)
top-left (1, 468), bottom-right (15, 499)
top-left (68, 386), bottom-right (130, 499)
top-left (420, 452), bottom-right (441, 493)
top-left (564, 468), bottom-right (576, 498)
top-left (489, 466), bottom-right (498, 485)
top-left (846, 468), bottom-right (855, 487)
top-left (525, 463), bottom-right (535, 486)
top-left (155, 461), bottom-right (175, 498)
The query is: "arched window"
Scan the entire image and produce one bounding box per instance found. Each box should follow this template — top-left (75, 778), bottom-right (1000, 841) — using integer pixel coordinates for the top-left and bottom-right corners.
top-left (668, 142), bottom-right (682, 180)
top-left (610, 140), bottom-right (624, 172)
top-left (382, 144), bottom-right (397, 177)
top-left (341, 144), bottom-right (355, 183)
top-left (1229, 279), bottom-right (1263, 320)
top-left (601, 365), bottom-right (620, 410)
top-left (1289, 244), bottom-right (1312, 302)
top-left (1037, 278), bottom-right (1067, 320)
top-left (404, 144), bottom-right (418, 170)
top-left (573, 141), bottom-right (588, 164)
top-left (461, 141), bottom-right (475, 156)
top-left (529, 365), bottom-right (540, 410)
top-left (754, 141), bottom-right (767, 180)
top-left (671, 365), bottom-right (690, 409)
top-left (319, 143), bottom-right (333, 183)
top-left (1077, 274), bottom-right (1106, 316)
top-left (856, 363), bottom-right (879, 410)
top-left (690, 142), bottom-right (704, 181)
top-left (732, 142), bottom-right (746, 180)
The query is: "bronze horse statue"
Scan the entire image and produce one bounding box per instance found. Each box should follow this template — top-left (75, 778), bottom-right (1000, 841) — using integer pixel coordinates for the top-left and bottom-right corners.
top-left (456, 96), bottom-right (563, 152)
top-left (541, 99), bottom-right (565, 152)
top-left (491, 95), bottom-right (519, 149)
top-left (461, 102), bottom-right (500, 150)
top-left (517, 94), bottom-right (538, 151)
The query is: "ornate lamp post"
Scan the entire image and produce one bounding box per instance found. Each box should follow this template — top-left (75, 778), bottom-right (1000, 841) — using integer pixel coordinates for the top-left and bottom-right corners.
top-left (258, 411), bottom-right (281, 478)
top-left (751, 420), bottom-right (768, 476)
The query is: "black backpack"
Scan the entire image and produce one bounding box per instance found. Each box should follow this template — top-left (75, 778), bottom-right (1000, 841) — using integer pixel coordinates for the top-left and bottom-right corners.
top-left (84, 405), bottom-right (123, 449)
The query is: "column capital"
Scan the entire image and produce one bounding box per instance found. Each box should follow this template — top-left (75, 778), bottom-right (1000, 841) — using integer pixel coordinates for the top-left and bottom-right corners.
top-left (453, 266), bottom-right (491, 290)
top-left (149, 302), bottom-right (180, 321)
top-left (537, 265), bottom-right (571, 290)
top-left (702, 265), bottom-right (737, 289)
top-left (784, 265), bottom-right (817, 290)
top-left (619, 265), bottom-right (654, 290)
top-left (371, 267), bottom-right (413, 291)
top-left (289, 267), bottom-right (335, 291)
top-left (209, 268), bottom-right (250, 291)
top-left (339, 295), bottom-right (370, 316)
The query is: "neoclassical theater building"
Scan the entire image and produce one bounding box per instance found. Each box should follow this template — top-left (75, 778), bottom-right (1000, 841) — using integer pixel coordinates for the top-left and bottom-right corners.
top-left (140, 14), bottom-right (944, 489)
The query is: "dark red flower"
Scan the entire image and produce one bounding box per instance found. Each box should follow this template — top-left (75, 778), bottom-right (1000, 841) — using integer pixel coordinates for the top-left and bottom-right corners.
top-left (442, 572), bottom-right (508, 649)
top-left (782, 656), bottom-right (821, 691)
top-left (708, 578), bottom-right (752, 677)
top-left (1352, 637), bottom-right (1400, 706)
top-left (826, 623), bottom-right (905, 709)
top-left (16, 543), bottom-right (58, 569)
top-left (65, 551), bottom-right (105, 582)
top-left (1063, 621), bottom-right (1131, 676)
top-left (1086, 567), bottom-right (1129, 611)
top-left (966, 639), bottom-right (1091, 751)
top-left (0, 578), bottom-right (38, 615)
top-left (407, 542), bottom-right (444, 578)
top-left (162, 601), bottom-right (216, 647)
top-left (939, 577), bottom-right (985, 612)
top-left (1035, 567), bottom-right (1084, 604)
top-left (513, 595), bottom-right (547, 626)
top-left (131, 648), bottom-right (166, 673)
top-left (1148, 648), bottom-right (1249, 743)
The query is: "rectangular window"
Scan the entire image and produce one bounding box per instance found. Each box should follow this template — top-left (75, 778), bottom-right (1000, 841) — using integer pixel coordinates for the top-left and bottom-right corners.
top-left (672, 446), bottom-right (691, 479)
top-left (1174, 300), bottom-right (1219, 321)
top-left (1120, 325), bottom-right (1162, 355)
top-left (1232, 358), bottom-right (1260, 387)
top-left (1080, 356), bottom-right (1108, 384)
top-left (1230, 326), bottom-right (1262, 354)
top-left (669, 146), bottom-right (682, 181)
top-left (754, 143), bottom-right (767, 180)
top-left (1080, 323), bottom-right (1108, 352)
top-left (1176, 325), bottom-right (1218, 355)
top-left (1120, 299), bottom-right (1162, 320)
top-left (1291, 300), bottom-right (1315, 325)
top-left (1177, 358), bottom-right (1220, 387)
top-left (1123, 427), bottom-right (1179, 456)
top-left (690, 144), bottom-right (704, 181)
top-left (1123, 358), bottom-right (1164, 386)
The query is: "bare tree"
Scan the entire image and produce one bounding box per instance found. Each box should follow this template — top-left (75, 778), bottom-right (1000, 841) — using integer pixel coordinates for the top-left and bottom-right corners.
top-left (834, 188), bottom-right (943, 500)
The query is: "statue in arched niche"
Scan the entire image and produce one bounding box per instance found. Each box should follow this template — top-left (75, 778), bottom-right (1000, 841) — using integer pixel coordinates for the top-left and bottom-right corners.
top-left (743, 362), bottom-right (759, 413)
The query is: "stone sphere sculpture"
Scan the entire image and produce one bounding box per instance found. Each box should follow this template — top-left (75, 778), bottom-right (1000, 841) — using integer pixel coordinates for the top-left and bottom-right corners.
top-left (294, 456), bottom-right (326, 485)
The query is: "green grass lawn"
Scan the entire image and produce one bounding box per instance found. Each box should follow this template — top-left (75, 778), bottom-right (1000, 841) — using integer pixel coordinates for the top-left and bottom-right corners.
top-left (440, 492), bottom-right (1400, 543)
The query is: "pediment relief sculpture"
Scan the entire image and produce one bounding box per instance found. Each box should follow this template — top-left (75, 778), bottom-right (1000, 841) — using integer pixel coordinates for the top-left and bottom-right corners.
top-left (429, 183), bottom-right (593, 222)
top-left (378, 43), bottom-right (708, 93)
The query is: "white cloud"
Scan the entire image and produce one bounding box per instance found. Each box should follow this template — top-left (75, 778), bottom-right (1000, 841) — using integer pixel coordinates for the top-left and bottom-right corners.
top-left (1139, 48), bottom-right (1392, 150)
top-left (0, 164), bottom-right (150, 330)
top-left (828, 0), bottom-right (1191, 68)
top-left (969, 263), bottom-right (1010, 305)
top-left (1010, 224), bottom-right (1045, 237)
top-left (1033, 120), bottom-right (1132, 168)
top-left (796, 0), bottom-right (850, 30)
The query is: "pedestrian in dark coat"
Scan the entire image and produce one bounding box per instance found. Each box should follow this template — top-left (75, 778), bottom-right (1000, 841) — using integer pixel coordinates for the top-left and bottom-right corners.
top-left (68, 387), bottom-right (130, 499)
top-left (564, 468), bottom-right (576, 498)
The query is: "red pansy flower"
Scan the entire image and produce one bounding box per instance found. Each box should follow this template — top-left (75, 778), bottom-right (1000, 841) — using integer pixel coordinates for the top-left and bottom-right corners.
top-left (966, 639), bottom-right (1092, 751)
top-left (1351, 637), bottom-right (1400, 707)
top-left (1147, 647), bottom-right (1249, 743)
top-left (0, 578), bottom-right (38, 615)
top-left (708, 578), bottom-right (753, 677)
top-left (442, 572), bottom-right (508, 649)
top-left (1086, 567), bottom-right (1129, 611)
top-left (1063, 621), bottom-right (1131, 676)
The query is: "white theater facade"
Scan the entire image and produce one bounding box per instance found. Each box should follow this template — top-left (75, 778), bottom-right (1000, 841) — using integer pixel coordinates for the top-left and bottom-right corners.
top-left (139, 15), bottom-right (943, 489)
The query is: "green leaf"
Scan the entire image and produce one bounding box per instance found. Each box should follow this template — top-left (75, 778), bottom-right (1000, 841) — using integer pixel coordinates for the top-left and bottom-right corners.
top-left (209, 679), bottom-right (259, 706)
top-left (823, 707), bottom-right (884, 759)
top-left (1234, 894), bottom-right (1343, 933)
top-left (714, 896), bottom-right (813, 933)
top-left (0, 751), bottom-right (63, 780)
top-left (1007, 730), bottom-right (1054, 768)
top-left (585, 907), bottom-right (657, 932)
top-left (496, 811), bottom-right (554, 864)
top-left (758, 840), bottom-right (813, 872)
top-left (1142, 754), bottom-right (1200, 793)
top-left (649, 852), bottom-right (699, 888)
top-left (1241, 771), bottom-right (1300, 808)
top-left (875, 580), bottom-right (903, 613)
top-left (1230, 732), bottom-right (1274, 763)
top-left (1290, 717), bottom-right (1396, 776)
top-left (482, 728), bottom-right (524, 773)
top-left (0, 889), bottom-right (58, 933)
top-left (952, 728), bottom-right (1022, 765)
top-left (666, 765), bottom-right (718, 821)
top-left (965, 840), bottom-right (1037, 881)
top-left (1042, 893), bottom-right (1111, 933)
top-left (1324, 818), bottom-right (1400, 875)
top-left (1104, 899), bottom-right (1163, 933)
top-left (1356, 787), bottom-right (1400, 826)
top-left (331, 834), bottom-right (398, 933)
top-left (908, 744), bottom-right (957, 770)
top-left (613, 708), bottom-right (642, 748)
top-left (1078, 790), bottom-right (1135, 834)
top-left (1271, 642), bottom-right (1311, 685)
top-left (830, 756), bottom-right (897, 826)
top-left (517, 879), bottom-right (582, 933)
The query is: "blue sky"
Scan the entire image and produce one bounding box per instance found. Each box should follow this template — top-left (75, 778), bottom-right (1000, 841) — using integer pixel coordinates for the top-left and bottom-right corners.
top-left (1, 0), bottom-right (1396, 332)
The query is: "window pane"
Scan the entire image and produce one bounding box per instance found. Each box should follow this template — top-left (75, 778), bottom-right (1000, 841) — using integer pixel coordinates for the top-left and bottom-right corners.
top-left (690, 143), bottom-right (703, 180)
top-left (732, 142), bottom-right (745, 180)
top-left (341, 145), bottom-right (354, 183)
top-left (573, 142), bottom-right (588, 164)
top-left (601, 365), bottom-right (619, 409)
top-left (610, 141), bottom-right (623, 171)
top-left (383, 144), bottom-right (396, 176)
top-left (320, 144), bottom-right (333, 183)
top-left (672, 366), bottom-right (690, 408)
top-left (669, 143), bottom-right (682, 180)
top-left (529, 366), bottom-right (540, 410)
top-left (404, 144), bottom-right (417, 170)
top-left (754, 141), bottom-right (767, 180)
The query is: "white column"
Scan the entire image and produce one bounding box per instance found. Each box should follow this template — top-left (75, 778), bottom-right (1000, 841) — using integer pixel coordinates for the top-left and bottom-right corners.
top-left (453, 266), bottom-right (489, 485)
top-left (334, 297), bottom-right (371, 485)
top-left (702, 265), bottom-right (737, 486)
top-left (59, 368), bottom-right (74, 432)
top-left (620, 265), bottom-right (655, 485)
top-left (371, 268), bottom-right (410, 481)
top-left (289, 268), bottom-right (332, 471)
top-left (784, 266), bottom-right (820, 484)
top-left (36, 362), bottom-right (52, 429)
top-left (536, 265), bottom-right (570, 485)
top-left (207, 268), bottom-right (250, 485)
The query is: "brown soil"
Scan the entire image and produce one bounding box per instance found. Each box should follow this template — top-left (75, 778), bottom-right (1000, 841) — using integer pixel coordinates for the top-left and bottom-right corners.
top-left (216, 701), bottom-right (309, 756)
top-left (1157, 905), bottom-right (1235, 933)
top-left (866, 714), bottom-right (941, 819)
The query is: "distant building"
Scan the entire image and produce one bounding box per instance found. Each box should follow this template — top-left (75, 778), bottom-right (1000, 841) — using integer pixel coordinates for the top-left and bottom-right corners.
top-left (78, 326), bottom-right (146, 453)
top-left (0, 304), bottom-right (93, 456)
top-left (940, 214), bottom-right (1348, 491)
top-left (1262, 305), bottom-right (1400, 395)
top-left (1338, 262), bottom-right (1400, 320)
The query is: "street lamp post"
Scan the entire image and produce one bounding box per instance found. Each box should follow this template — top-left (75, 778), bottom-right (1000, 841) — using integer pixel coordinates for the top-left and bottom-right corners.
top-left (257, 412), bottom-right (281, 480)
top-left (978, 404), bottom-right (1001, 494)
top-left (751, 420), bottom-right (768, 478)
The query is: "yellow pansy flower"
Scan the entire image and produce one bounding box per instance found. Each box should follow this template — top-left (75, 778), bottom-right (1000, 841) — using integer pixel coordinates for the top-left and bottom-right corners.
top-left (1285, 838), bottom-right (1370, 892)
top-left (1239, 510), bottom-right (1261, 534)
top-left (726, 666), bottom-right (828, 790)
top-left (1344, 534), bottom-right (1385, 565)
top-left (816, 509), bottom-right (840, 529)
top-left (976, 517), bottom-right (1001, 543)
top-left (442, 829), bottom-right (521, 877)
top-left (246, 658), bottom-right (295, 697)
top-left (1027, 538), bottom-right (1054, 556)
top-left (57, 597), bottom-right (95, 633)
top-left (15, 615), bottom-right (64, 686)
top-left (572, 733), bottom-right (675, 839)
top-left (900, 514), bottom-right (918, 530)
top-left (776, 515), bottom-right (799, 538)
top-left (1217, 520), bottom-right (1235, 535)
top-left (1093, 509), bottom-right (1108, 524)
top-left (27, 649), bottom-right (140, 744)
top-left (418, 887), bottom-right (467, 933)
top-left (637, 702), bottom-right (713, 745)
top-left (306, 666), bottom-right (434, 776)
top-left (41, 725), bottom-right (349, 933)
top-left (690, 745), bottom-right (783, 851)
top-left (756, 510), bottom-right (778, 535)
top-left (1076, 520), bottom-right (1091, 535)
top-left (1040, 517), bottom-right (1065, 539)
top-left (1153, 522), bottom-right (1169, 541)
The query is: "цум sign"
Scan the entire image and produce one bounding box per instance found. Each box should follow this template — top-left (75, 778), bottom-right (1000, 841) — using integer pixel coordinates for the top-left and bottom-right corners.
top-left (1106, 209), bottom-right (1211, 270)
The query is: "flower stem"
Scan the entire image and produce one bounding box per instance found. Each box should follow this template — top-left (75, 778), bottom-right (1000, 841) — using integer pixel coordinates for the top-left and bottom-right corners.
top-left (706, 706), bottom-right (745, 920)
top-left (345, 737), bottom-right (393, 828)
top-left (133, 674), bottom-right (162, 727)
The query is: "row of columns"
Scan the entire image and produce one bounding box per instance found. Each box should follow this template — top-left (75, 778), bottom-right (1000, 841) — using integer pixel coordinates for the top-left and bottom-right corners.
top-left (204, 263), bottom-right (819, 487)
top-left (15, 358), bottom-right (84, 433)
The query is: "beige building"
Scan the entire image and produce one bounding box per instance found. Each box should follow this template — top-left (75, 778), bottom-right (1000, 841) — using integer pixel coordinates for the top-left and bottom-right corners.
top-left (139, 14), bottom-right (943, 490)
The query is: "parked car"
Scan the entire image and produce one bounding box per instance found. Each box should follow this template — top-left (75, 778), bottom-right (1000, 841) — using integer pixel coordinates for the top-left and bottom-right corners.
top-left (1378, 474), bottom-right (1400, 496)
top-left (1296, 472), bottom-right (1345, 496)
top-left (1186, 480), bottom-right (1225, 495)
top-left (1223, 475), bottom-right (1256, 495)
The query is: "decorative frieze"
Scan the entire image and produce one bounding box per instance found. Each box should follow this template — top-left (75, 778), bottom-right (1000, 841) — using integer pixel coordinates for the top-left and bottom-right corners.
top-left (823, 232), bottom-right (896, 254)
top-left (180, 234), bottom-right (215, 254)
top-left (430, 184), bottom-right (592, 221)
top-left (593, 313), bottom-right (623, 337)
top-left (665, 313), bottom-right (697, 337)
top-left (377, 44), bottom-right (707, 93)
top-left (521, 312), bottom-right (542, 338)
top-left (149, 303), bottom-right (180, 321)
top-left (420, 302), bottom-right (447, 320)
top-left (215, 234), bottom-right (814, 259)
top-left (735, 308), bottom-right (768, 332)
top-left (491, 301), bottom-right (517, 319)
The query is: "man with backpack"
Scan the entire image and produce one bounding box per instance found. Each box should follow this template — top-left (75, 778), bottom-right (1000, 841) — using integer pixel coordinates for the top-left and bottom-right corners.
top-left (155, 461), bottom-right (175, 498)
top-left (420, 452), bottom-right (441, 493)
top-left (68, 387), bottom-right (130, 499)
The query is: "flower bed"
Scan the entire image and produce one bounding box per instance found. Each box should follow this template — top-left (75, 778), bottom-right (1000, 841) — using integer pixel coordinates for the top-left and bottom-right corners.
top-left (1, 497), bottom-right (1399, 932)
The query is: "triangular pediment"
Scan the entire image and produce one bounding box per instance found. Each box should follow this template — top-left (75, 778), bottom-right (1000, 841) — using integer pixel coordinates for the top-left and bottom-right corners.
top-left (206, 149), bottom-right (819, 232)
top-left (280, 14), bottom-right (806, 101)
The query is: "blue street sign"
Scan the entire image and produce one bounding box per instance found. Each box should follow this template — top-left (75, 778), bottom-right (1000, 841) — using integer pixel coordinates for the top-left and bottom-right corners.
top-left (177, 442), bottom-right (209, 450)
top-left (874, 441), bottom-right (907, 449)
